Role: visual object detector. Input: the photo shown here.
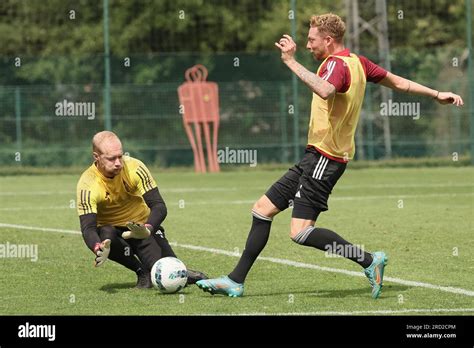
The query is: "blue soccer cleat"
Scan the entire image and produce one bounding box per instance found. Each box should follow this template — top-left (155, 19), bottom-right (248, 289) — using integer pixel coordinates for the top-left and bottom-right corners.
top-left (196, 276), bottom-right (244, 297)
top-left (364, 251), bottom-right (388, 299)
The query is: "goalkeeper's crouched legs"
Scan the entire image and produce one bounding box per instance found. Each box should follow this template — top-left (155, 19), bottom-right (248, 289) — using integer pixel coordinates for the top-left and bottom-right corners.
top-left (151, 226), bottom-right (208, 285)
top-left (151, 226), bottom-right (177, 258)
top-left (98, 225), bottom-right (142, 272)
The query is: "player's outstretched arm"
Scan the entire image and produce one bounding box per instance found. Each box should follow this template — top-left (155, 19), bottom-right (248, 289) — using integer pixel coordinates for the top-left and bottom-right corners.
top-left (379, 72), bottom-right (464, 106)
top-left (93, 239), bottom-right (111, 267)
top-left (275, 34), bottom-right (335, 100)
top-left (79, 213), bottom-right (111, 267)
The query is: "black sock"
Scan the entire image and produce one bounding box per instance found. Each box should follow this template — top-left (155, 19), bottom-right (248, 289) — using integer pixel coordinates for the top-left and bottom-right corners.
top-left (293, 227), bottom-right (373, 268)
top-left (228, 212), bottom-right (272, 284)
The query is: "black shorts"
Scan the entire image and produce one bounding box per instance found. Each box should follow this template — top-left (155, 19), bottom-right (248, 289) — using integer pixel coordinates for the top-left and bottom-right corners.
top-left (265, 147), bottom-right (346, 221)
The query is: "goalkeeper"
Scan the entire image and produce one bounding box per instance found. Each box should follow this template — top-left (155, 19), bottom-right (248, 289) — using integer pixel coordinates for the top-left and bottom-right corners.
top-left (76, 131), bottom-right (207, 288)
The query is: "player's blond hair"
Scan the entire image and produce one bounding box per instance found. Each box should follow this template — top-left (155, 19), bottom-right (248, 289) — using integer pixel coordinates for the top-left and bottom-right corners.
top-left (92, 131), bottom-right (121, 154)
top-left (310, 13), bottom-right (346, 43)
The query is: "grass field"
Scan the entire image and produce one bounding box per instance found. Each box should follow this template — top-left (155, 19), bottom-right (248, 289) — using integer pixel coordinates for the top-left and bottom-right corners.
top-left (0, 166), bottom-right (473, 315)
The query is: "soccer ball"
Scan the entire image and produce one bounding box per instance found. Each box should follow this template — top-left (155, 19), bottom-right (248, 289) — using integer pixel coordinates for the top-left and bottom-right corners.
top-left (150, 257), bottom-right (188, 294)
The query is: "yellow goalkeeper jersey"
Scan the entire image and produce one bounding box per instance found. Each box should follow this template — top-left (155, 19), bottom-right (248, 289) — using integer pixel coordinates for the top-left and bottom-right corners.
top-left (76, 156), bottom-right (157, 227)
top-left (307, 53), bottom-right (366, 160)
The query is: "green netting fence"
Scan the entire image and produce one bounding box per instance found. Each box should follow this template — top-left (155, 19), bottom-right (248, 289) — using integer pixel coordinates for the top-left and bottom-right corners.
top-left (0, 0), bottom-right (472, 167)
top-left (0, 53), bottom-right (470, 167)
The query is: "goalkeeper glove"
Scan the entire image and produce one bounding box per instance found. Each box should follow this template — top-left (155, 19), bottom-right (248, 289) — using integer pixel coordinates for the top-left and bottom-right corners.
top-left (93, 239), bottom-right (111, 267)
top-left (122, 222), bottom-right (152, 240)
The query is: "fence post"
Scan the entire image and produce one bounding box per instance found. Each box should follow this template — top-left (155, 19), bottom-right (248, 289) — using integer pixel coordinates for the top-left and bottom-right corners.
top-left (103, 0), bottom-right (112, 130)
top-left (279, 84), bottom-right (289, 163)
top-left (290, 0), bottom-right (300, 162)
top-left (366, 84), bottom-right (375, 160)
top-left (15, 87), bottom-right (22, 151)
top-left (467, 0), bottom-right (474, 164)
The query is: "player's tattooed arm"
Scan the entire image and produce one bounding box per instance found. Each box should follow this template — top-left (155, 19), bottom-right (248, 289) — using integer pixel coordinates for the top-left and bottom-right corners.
top-left (380, 72), bottom-right (464, 106)
top-left (275, 34), bottom-right (335, 100)
top-left (285, 59), bottom-right (336, 100)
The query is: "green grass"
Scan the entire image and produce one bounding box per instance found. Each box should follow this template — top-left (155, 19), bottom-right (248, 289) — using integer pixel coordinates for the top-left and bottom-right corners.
top-left (0, 166), bottom-right (473, 315)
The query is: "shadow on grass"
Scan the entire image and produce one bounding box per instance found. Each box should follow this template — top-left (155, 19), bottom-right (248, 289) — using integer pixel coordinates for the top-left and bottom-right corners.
top-left (239, 284), bottom-right (409, 299)
top-left (100, 282), bottom-right (137, 293)
top-left (309, 284), bottom-right (409, 299)
top-left (100, 283), bottom-right (195, 295)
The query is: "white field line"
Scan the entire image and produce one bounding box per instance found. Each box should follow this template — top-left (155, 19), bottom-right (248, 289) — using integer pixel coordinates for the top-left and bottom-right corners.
top-left (174, 192), bottom-right (474, 205)
top-left (0, 182), bottom-right (473, 196)
top-left (1, 222), bottom-right (474, 298)
top-left (331, 192), bottom-right (474, 201)
top-left (341, 183), bottom-right (474, 189)
top-left (0, 188), bottom-right (237, 196)
top-left (0, 223), bottom-right (81, 235)
top-left (0, 191), bottom-right (473, 211)
top-left (196, 308), bottom-right (474, 316)
top-left (0, 206), bottom-right (70, 211)
top-left (0, 191), bottom-right (74, 196)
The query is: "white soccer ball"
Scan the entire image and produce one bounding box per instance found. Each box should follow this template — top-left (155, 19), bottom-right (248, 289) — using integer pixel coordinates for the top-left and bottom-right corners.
top-left (150, 257), bottom-right (188, 294)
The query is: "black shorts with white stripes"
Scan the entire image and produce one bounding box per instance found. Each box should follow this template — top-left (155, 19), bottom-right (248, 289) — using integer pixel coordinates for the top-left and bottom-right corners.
top-left (265, 146), bottom-right (346, 221)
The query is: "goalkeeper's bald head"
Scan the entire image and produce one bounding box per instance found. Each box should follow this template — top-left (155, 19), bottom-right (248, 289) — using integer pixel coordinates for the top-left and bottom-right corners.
top-left (92, 131), bottom-right (121, 154)
top-left (92, 131), bottom-right (124, 178)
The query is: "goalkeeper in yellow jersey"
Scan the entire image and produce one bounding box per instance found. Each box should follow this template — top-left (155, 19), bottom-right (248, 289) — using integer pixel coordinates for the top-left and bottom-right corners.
top-left (76, 131), bottom-right (207, 288)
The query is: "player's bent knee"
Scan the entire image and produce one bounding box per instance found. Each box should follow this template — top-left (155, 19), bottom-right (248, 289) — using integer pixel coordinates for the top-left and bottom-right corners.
top-left (290, 226), bottom-right (315, 245)
top-left (252, 195), bottom-right (279, 218)
top-left (252, 199), bottom-right (265, 213)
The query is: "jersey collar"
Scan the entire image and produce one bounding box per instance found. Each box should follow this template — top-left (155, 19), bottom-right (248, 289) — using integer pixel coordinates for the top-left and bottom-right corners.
top-left (92, 162), bottom-right (117, 181)
top-left (332, 48), bottom-right (351, 57)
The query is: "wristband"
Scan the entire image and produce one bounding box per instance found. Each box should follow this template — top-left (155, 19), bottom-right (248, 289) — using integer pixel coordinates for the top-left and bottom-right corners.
top-left (93, 242), bottom-right (101, 253)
